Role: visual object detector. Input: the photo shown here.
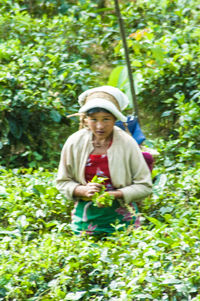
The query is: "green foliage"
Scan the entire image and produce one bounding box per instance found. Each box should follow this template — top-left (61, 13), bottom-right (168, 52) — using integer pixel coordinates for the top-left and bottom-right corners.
top-left (109, 0), bottom-right (200, 136)
top-left (91, 175), bottom-right (114, 207)
top-left (0, 160), bottom-right (199, 300)
top-left (0, 0), bottom-right (107, 17)
top-left (0, 2), bottom-right (111, 168)
top-left (93, 192), bottom-right (114, 207)
top-left (1, 0), bottom-right (199, 167)
top-left (0, 1), bottom-right (199, 298)
top-left (0, 167), bottom-right (72, 235)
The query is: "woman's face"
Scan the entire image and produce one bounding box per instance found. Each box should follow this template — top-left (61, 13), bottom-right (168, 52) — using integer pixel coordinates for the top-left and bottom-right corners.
top-left (87, 111), bottom-right (116, 140)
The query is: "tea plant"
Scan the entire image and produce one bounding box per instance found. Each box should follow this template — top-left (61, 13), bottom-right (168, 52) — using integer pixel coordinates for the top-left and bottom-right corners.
top-left (91, 175), bottom-right (114, 207)
top-left (0, 152), bottom-right (199, 300)
top-left (0, 0), bottom-right (200, 300)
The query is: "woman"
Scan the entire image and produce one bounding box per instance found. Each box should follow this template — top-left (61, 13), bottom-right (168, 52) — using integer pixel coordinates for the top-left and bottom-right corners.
top-left (56, 86), bottom-right (152, 236)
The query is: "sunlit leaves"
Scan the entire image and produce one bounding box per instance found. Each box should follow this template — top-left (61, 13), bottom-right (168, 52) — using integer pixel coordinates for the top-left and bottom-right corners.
top-left (111, 0), bottom-right (200, 139)
top-left (0, 163), bottom-right (200, 300)
top-left (0, 0), bottom-right (199, 299)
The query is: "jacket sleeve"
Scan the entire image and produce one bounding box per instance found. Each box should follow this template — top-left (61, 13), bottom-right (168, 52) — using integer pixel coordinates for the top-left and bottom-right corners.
top-left (117, 139), bottom-right (152, 204)
top-left (56, 141), bottom-right (80, 200)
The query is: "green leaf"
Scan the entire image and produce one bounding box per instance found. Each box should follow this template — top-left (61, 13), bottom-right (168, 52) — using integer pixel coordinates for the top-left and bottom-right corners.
top-left (146, 216), bottom-right (163, 227)
top-left (8, 118), bottom-right (23, 139)
top-left (33, 184), bottom-right (46, 195)
top-left (131, 60), bottom-right (142, 67)
top-left (50, 110), bottom-right (62, 122)
top-left (108, 66), bottom-right (124, 87)
top-left (162, 278), bottom-right (182, 285)
top-left (161, 110), bottom-right (172, 117)
top-left (65, 291), bottom-right (86, 300)
top-left (151, 45), bottom-right (165, 63)
top-left (136, 294), bottom-right (153, 299)
top-left (118, 66), bottom-right (128, 88)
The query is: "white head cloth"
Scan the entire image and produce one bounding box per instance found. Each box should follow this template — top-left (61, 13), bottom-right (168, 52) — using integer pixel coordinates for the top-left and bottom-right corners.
top-left (78, 86), bottom-right (129, 121)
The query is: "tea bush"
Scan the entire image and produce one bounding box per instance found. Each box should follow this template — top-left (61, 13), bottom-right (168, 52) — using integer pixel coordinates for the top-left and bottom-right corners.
top-left (108, 0), bottom-right (200, 136)
top-left (2, 0), bottom-right (199, 167)
top-left (0, 136), bottom-right (199, 300)
top-left (0, 1), bottom-right (112, 168)
top-left (0, 1), bottom-right (200, 299)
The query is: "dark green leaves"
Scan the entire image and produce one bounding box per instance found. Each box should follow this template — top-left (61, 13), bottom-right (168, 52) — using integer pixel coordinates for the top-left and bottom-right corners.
top-left (0, 1), bottom-right (199, 299)
top-left (8, 117), bottom-right (23, 139)
top-left (0, 162), bottom-right (200, 300)
top-left (0, 4), bottom-right (102, 168)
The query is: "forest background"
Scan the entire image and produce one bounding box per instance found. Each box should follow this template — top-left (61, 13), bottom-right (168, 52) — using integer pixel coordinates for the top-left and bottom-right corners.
top-left (0, 0), bottom-right (199, 300)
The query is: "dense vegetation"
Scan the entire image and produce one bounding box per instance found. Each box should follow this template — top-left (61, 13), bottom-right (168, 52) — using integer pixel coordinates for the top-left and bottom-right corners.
top-left (0, 0), bottom-right (199, 300)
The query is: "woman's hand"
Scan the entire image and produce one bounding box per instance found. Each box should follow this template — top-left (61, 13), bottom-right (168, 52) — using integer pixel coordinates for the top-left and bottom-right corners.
top-left (73, 183), bottom-right (102, 199)
top-left (107, 190), bottom-right (123, 199)
top-left (84, 182), bottom-right (103, 198)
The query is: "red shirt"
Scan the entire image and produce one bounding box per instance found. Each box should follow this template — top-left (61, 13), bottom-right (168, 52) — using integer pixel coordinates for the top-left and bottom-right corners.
top-left (85, 154), bottom-right (114, 191)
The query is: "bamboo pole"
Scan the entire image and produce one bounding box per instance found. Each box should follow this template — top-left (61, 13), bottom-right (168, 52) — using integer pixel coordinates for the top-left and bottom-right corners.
top-left (114, 0), bottom-right (139, 121)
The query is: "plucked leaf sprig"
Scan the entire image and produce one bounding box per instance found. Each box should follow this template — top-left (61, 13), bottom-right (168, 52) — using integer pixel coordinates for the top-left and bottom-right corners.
top-left (91, 175), bottom-right (114, 207)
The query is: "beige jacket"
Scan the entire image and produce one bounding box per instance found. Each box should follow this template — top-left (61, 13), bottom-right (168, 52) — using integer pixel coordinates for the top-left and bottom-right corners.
top-left (56, 126), bottom-right (152, 204)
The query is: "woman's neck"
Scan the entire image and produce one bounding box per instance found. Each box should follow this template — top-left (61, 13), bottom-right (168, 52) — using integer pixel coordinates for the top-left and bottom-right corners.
top-left (91, 134), bottom-right (113, 155)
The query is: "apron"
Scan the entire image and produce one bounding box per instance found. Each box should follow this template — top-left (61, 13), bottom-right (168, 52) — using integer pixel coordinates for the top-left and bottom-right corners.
top-left (71, 199), bottom-right (138, 235)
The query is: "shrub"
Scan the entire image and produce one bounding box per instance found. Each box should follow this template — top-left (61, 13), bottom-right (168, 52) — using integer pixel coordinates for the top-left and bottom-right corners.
top-left (108, 0), bottom-right (200, 136)
top-left (0, 164), bottom-right (199, 300)
top-left (0, 4), bottom-right (107, 167)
